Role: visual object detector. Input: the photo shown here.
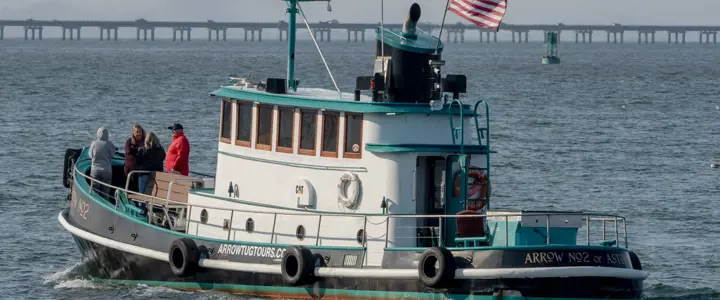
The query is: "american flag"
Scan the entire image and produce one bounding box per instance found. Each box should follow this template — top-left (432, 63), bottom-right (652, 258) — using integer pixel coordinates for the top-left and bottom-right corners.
top-left (448, 0), bottom-right (508, 31)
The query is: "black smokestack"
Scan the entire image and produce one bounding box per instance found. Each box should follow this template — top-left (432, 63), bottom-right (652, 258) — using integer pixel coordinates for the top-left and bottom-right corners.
top-left (403, 3), bottom-right (421, 37)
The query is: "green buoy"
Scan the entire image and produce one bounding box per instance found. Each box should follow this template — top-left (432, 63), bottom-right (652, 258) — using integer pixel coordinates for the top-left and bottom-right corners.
top-left (542, 31), bottom-right (561, 64)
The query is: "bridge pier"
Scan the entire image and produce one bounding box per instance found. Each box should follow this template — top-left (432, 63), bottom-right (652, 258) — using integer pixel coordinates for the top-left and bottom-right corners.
top-left (172, 27), bottom-right (190, 42)
top-left (637, 31), bottom-right (655, 44)
top-left (575, 30), bottom-right (592, 43)
top-left (279, 28), bottom-right (286, 41)
top-left (445, 28), bottom-right (465, 44)
top-left (100, 28), bottom-right (118, 41)
top-left (699, 31), bottom-right (717, 44)
top-left (0, 26), bottom-right (3, 40)
top-left (208, 29), bottom-right (227, 41)
top-left (61, 27), bottom-right (80, 41)
top-left (511, 31), bottom-right (528, 43)
top-left (606, 31), bottom-right (624, 44)
top-left (347, 29), bottom-right (365, 42)
top-left (244, 29), bottom-right (262, 42)
top-left (478, 31), bottom-right (497, 43)
top-left (137, 28), bottom-right (156, 41)
top-left (667, 31), bottom-right (686, 44)
top-left (24, 26), bottom-right (43, 40)
top-left (313, 28), bottom-right (330, 42)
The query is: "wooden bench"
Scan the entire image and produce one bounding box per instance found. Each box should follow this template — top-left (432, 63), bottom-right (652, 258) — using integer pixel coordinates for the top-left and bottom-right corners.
top-left (126, 171), bottom-right (204, 231)
top-left (128, 171), bottom-right (204, 206)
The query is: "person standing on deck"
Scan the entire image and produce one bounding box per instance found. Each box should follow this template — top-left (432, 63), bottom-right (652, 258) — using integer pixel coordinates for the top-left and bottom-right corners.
top-left (89, 127), bottom-right (116, 200)
top-left (124, 123), bottom-right (146, 191)
top-left (165, 123), bottom-right (190, 176)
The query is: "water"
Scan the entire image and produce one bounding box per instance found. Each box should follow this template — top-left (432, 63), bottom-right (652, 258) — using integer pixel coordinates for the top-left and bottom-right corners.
top-left (0, 39), bottom-right (718, 299)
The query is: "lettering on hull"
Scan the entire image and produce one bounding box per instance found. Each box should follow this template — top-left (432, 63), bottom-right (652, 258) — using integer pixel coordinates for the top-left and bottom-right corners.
top-left (217, 244), bottom-right (286, 259)
top-left (522, 251), bottom-right (627, 267)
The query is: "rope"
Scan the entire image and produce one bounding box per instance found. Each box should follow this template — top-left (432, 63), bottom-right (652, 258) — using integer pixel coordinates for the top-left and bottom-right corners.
top-left (296, 2), bottom-right (341, 97)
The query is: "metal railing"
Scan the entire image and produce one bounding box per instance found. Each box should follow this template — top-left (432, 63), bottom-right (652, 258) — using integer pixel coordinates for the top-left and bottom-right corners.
top-left (73, 167), bottom-right (630, 250)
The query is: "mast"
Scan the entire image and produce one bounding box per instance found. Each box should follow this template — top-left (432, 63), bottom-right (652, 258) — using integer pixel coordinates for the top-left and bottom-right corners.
top-left (286, 0), bottom-right (298, 92)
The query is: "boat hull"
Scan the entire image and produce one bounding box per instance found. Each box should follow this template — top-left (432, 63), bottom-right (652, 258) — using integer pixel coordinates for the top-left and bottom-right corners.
top-left (62, 208), bottom-right (643, 300)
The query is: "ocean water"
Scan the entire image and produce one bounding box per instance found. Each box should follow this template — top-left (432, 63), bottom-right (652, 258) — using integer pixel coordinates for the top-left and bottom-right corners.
top-left (0, 38), bottom-right (718, 300)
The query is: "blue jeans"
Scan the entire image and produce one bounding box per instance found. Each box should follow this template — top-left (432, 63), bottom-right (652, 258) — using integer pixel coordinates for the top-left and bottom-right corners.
top-left (137, 174), bottom-right (149, 194)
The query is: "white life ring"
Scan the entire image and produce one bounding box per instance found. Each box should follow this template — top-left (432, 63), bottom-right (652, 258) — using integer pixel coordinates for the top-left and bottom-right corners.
top-left (337, 172), bottom-right (360, 209)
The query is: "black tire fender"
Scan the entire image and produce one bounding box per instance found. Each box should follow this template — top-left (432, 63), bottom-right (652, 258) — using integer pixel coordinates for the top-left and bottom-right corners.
top-left (63, 149), bottom-right (81, 188)
top-left (281, 246), bottom-right (316, 286)
top-left (418, 247), bottom-right (456, 288)
top-left (169, 238), bottom-right (200, 277)
top-left (629, 251), bottom-right (642, 270)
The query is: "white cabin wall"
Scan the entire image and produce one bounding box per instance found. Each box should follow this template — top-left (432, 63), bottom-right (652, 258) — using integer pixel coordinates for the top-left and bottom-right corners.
top-left (187, 192), bottom-right (388, 266)
top-left (364, 114), bottom-right (475, 145)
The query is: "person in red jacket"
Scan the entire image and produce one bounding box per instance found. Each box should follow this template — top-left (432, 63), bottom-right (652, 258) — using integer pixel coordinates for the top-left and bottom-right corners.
top-left (165, 123), bottom-right (190, 176)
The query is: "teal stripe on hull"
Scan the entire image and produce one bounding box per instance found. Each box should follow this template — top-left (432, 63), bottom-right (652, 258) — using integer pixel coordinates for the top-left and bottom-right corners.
top-left (90, 278), bottom-right (641, 300)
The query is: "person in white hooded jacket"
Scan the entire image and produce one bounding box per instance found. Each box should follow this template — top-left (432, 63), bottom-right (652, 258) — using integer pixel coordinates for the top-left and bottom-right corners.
top-left (89, 127), bottom-right (116, 200)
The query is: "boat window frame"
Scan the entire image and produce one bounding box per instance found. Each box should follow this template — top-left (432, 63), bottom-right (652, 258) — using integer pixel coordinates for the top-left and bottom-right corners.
top-left (235, 100), bottom-right (253, 148)
top-left (320, 111), bottom-right (340, 158)
top-left (255, 104), bottom-right (274, 151)
top-left (343, 113), bottom-right (363, 159)
top-left (275, 105), bottom-right (295, 154)
top-left (219, 98), bottom-right (233, 144)
top-left (298, 109), bottom-right (318, 156)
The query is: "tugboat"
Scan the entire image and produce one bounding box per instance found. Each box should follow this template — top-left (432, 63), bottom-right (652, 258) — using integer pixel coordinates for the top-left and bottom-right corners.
top-left (59, 1), bottom-right (647, 299)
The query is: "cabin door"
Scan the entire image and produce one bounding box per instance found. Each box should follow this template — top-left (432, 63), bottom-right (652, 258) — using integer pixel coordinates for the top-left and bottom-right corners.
top-left (443, 155), bottom-right (469, 246)
top-left (416, 156), bottom-right (446, 247)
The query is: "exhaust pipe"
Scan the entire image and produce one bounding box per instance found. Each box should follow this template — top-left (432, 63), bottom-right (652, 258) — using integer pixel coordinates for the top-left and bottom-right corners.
top-left (402, 3), bottom-right (421, 38)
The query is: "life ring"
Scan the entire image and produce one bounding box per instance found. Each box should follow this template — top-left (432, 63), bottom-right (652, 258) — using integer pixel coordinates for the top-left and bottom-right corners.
top-left (337, 172), bottom-right (360, 209)
top-left (281, 246), bottom-right (316, 286)
top-left (168, 238), bottom-right (200, 277)
top-left (453, 168), bottom-right (490, 211)
top-left (418, 247), bottom-right (456, 288)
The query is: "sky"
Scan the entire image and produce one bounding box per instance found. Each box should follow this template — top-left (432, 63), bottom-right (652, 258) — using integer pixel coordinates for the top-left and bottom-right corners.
top-left (1, 0), bottom-right (720, 25)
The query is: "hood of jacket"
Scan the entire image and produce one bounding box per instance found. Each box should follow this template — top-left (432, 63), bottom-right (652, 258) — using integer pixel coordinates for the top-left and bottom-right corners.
top-left (97, 127), bottom-right (109, 141)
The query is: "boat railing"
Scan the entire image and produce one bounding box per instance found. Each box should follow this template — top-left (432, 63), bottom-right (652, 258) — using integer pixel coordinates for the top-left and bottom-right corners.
top-left (75, 168), bottom-right (629, 250)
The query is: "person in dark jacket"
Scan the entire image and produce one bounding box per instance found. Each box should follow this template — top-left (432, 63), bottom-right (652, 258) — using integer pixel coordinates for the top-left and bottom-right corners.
top-left (133, 132), bottom-right (166, 195)
top-left (124, 123), bottom-right (146, 191)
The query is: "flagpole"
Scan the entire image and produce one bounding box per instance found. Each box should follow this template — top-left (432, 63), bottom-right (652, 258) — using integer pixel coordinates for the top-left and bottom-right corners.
top-left (381, 0), bottom-right (385, 77)
top-left (434, 0), bottom-right (452, 55)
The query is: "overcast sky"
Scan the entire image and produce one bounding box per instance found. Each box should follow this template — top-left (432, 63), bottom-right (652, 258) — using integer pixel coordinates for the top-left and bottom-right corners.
top-left (1, 0), bottom-right (719, 25)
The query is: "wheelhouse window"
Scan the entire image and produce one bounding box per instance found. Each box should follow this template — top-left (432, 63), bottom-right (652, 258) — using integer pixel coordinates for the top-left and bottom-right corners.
top-left (235, 101), bottom-right (253, 147)
top-left (255, 104), bottom-right (273, 151)
top-left (219, 98), bottom-right (232, 144)
top-left (321, 111), bottom-right (339, 157)
top-left (344, 113), bottom-right (363, 159)
top-left (298, 109), bottom-right (317, 156)
top-left (276, 107), bottom-right (295, 153)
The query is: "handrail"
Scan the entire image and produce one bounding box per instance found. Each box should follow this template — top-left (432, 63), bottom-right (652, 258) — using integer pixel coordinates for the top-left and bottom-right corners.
top-left (125, 170), bottom-right (152, 190)
top-left (473, 100), bottom-right (491, 209)
top-left (73, 167), bottom-right (630, 248)
top-left (447, 98), bottom-right (465, 154)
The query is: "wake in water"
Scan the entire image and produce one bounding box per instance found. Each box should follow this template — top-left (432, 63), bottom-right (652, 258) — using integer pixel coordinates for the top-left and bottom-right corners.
top-left (643, 283), bottom-right (720, 300)
top-left (41, 261), bottom-right (274, 299)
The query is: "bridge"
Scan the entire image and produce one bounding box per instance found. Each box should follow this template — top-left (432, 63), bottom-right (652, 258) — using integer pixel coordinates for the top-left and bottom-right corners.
top-left (0, 19), bottom-right (718, 44)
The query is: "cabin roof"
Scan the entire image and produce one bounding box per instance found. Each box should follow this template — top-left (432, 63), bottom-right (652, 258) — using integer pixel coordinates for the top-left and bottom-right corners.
top-left (377, 27), bottom-right (443, 54)
top-left (210, 86), bottom-right (475, 115)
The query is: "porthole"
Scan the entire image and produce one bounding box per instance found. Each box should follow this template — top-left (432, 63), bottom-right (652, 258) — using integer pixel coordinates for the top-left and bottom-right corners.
top-left (246, 218), bottom-right (255, 233)
top-left (200, 209), bottom-right (208, 224)
top-left (356, 229), bottom-right (366, 245)
top-left (296, 225), bottom-right (306, 241)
